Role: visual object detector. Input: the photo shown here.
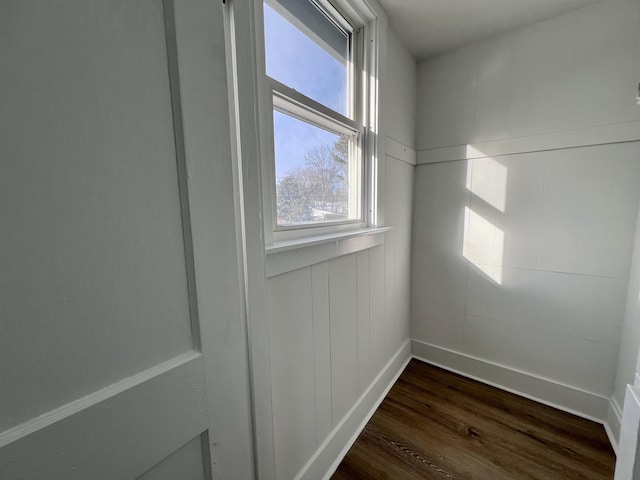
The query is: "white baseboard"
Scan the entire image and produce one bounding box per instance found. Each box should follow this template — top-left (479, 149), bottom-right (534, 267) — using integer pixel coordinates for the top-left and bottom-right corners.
top-left (295, 339), bottom-right (412, 480)
top-left (411, 340), bottom-right (610, 424)
top-left (606, 397), bottom-right (623, 455)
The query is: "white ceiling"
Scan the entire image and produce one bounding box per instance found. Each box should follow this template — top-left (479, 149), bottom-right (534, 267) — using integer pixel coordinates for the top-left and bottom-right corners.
top-left (378, 0), bottom-right (602, 59)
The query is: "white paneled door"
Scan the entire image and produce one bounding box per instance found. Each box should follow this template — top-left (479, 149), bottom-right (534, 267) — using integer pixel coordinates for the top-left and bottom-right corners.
top-left (0, 1), bottom-right (254, 479)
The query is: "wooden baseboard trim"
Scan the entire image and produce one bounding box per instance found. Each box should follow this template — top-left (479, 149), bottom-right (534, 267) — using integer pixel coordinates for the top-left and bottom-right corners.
top-left (411, 340), bottom-right (609, 423)
top-left (294, 339), bottom-right (411, 480)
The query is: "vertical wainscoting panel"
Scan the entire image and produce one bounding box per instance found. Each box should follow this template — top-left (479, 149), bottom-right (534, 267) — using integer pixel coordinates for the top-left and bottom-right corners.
top-left (384, 157), bottom-right (399, 365)
top-left (356, 250), bottom-right (372, 395)
top-left (265, 154), bottom-right (415, 479)
top-left (266, 157), bottom-right (415, 478)
top-left (329, 255), bottom-right (359, 426)
top-left (395, 160), bottom-right (414, 346)
top-left (369, 245), bottom-right (387, 376)
top-left (311, 262), bottom-right (332, 444)
top-left (267, 268), bottom-right (316, 480)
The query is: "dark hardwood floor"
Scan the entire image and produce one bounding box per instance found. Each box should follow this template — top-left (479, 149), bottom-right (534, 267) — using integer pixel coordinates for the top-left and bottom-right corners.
top-left (333, 359), bottom-right (615, 480)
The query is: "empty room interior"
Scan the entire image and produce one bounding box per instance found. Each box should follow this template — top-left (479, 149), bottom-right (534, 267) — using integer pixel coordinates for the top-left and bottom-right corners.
top-left (4, 0), bottom-right (640, 478)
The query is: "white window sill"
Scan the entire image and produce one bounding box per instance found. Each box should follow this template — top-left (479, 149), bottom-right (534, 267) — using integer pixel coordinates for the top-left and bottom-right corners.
top-left (265, 226), bottom-right (392, 277)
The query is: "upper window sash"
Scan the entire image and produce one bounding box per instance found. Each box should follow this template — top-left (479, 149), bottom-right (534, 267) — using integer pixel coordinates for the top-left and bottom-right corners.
top-left (264, 0), bottom-right (356, 120)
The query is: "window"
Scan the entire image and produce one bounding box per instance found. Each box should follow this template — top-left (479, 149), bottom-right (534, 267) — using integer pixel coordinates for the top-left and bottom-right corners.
top-left (262, 0), bottom-right (368, 236)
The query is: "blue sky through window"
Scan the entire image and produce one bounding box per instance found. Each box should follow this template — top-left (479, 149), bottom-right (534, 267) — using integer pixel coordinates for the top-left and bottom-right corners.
top-left (264, 3), bottom-right (347, 114)
top-left (273, 111), bottom-right (339, 179)
top-left (264, 2), bottom-right (348, 175)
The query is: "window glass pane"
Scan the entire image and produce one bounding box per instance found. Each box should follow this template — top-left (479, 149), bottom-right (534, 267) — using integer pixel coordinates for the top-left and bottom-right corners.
top-left (274, 110), bottom-right (359, 226)
top-left (264, 2), bottom-right (349, 116)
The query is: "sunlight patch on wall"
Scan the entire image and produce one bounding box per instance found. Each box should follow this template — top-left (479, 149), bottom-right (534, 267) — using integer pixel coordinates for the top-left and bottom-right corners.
top-left (463, 207), bottom-right (504, 284)
top-left (466, 146), bottom-right (507, 213)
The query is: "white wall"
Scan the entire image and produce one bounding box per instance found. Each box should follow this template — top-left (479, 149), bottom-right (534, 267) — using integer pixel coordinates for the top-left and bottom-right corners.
top-left (385, 28), bottom-right (416, 149)
top-left (412, 0), bottom-right (640, 426)
top-left (265, 25), bottom-right (416, 480)
top-left (415, 0), bottom-right (640, 152)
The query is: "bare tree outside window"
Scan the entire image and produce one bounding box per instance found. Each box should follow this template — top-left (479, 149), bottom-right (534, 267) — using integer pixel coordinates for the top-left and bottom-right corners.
top-left (276, 137), bottom-right (350, 225)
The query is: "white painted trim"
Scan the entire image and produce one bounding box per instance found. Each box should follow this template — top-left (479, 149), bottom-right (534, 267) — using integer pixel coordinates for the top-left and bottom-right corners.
top-left (266, 227), bottom-right (390, 277)
top-left (370, 13), bottom-right (387, 228)
top-left (385, 136), bottom-right (416, 166)
top-left (162, 0), bottom-right (202, 351)
top-left (615, 385), bottom-right (640, 480)
top-left (606, 396), bottom-right (623, 455)
top-left (271, 78), bottom-right (361, 135)
top-left (0, 353), bottom-right (207, 480)
top-left (0, 351), bottom-right (201, 449)
top-left (267, 226), bottom-right (390, 254)
top-left (295, 339), bottom-right (411, 480)
top-left (411, 340), bottom-right (610, 422)
top-left (270, 224), bottom-right (383, 250)
top-left (225, 0), bottom-right (277, 478)
top-left (331, 0), bottom-right (386, 26)
top-left (174, 1), bottom-right (258, 477)
top-left (604, 423), bottom-right (619, 458)
top-left (416, 121), bottom-right (640, 165)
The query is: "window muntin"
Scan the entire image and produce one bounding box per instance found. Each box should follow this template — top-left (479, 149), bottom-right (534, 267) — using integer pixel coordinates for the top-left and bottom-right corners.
top-left (263, 0), bottom-right (363, 233)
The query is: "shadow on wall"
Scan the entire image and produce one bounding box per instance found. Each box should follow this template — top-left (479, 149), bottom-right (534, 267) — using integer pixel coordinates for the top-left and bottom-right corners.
top-left (463, 146), bottom-right (507, 285)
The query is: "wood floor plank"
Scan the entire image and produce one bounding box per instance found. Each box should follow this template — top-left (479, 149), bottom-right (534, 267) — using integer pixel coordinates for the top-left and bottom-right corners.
top-left (333, 359), bottom-right (615, 480)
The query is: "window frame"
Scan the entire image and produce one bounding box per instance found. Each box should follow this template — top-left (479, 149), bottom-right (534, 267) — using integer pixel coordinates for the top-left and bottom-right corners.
top-left (261, 0), bottom-right (378, 244)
